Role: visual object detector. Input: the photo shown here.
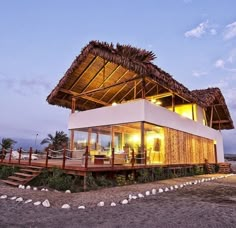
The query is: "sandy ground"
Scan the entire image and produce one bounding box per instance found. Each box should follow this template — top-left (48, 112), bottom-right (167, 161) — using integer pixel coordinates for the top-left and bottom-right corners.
top-left (0, 173), bottom-right (236, 228)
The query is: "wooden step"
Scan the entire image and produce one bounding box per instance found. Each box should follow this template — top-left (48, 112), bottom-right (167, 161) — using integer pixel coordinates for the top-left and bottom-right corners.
top-left (14, 172), bottom-right (34, 178)
top-left (8, 176), bottom-right (26, 182)
top-left (20, 169), bottom-right (40, 174)
top-left (1, 180), bottom-right (20, 187)
top-left (25, 166), bottom-right (43, 170)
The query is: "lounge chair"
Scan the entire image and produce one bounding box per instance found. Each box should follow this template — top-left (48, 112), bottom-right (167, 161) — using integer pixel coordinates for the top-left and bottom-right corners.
top-left (5, 151), bottom-right (38, 160)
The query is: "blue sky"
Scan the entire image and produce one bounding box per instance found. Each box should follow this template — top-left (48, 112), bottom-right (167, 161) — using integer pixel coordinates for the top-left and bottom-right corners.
top-left (0, 0), bottom-right (236, 153)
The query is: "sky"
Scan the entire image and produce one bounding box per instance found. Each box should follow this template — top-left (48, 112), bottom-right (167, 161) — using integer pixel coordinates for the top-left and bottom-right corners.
top-left (0, 0), bottom-right (236, 153)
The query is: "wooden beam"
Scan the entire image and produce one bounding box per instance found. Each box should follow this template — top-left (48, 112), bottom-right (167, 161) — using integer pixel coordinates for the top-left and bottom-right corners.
top-left (210, 106), bottom-right (213, 128)
top-left (81, 95), bottom-right (109, 106)
top-left (70, 56), bottom-right (98, 90)
top-left (106, 74), bottom-right (139, 103)
top-left (74, 75), bottom-right (142, 99)
top-left (172, 95), bottom-right (175, 112)
top-left (81, 60), bottom-right (109, 93)
top-left (98, 69), bottom-right (131, 101)
top-left (59, 88), bottom-right (109, 106)
top-left (141, 77), bottom-right (146, 99)
top-left (212, 120), bottom-right (231, 124)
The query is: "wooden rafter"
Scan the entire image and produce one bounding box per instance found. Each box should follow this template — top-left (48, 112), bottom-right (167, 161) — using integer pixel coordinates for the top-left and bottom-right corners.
top-left (80, 60), bottom-right (109, 93)
top-left (73, 75), bottom-right (142, 99)
top-left (82, 64), bottom-right (122, 107)
top-left (212, 120), bottom-right (231, 124)
top-left (70, 56), bottom-right (98, 90)
top-left (107, 74), bottom-right (138, 103)
top-left (59, 88), bottom-right (109, 106)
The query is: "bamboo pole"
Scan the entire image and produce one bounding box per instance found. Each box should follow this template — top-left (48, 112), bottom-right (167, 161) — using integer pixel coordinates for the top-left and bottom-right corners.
top-left (111, 148), bottom-right (114, 168)
top-left (29, 147), bottom-right (32, 165)
top-left (45, 148), bottom-right (49, 168)
top-left (131, 149), bottom-right (135, 167)
top-left (18, 148), bottom-right (22, 164)
top-left (85, 146), bottom-right (89, 169)
top-left (62, 147), bottom-right (66, 169)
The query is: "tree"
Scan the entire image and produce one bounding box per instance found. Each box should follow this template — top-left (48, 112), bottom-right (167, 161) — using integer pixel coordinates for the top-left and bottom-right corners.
top-left (40, 131), bottom-right (69, 150)
top-left (0, 138), bottom-right (17, 150)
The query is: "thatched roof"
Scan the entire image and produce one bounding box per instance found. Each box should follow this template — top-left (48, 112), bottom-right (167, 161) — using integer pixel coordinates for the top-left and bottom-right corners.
top-left (47, 40), bottom-right (234, 130)
top-left (192, 88), bottom-right (234, 130)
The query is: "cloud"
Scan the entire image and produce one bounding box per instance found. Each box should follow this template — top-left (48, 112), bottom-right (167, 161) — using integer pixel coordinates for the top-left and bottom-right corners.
top-left (215, 59), bottom-right (225, 69)
top-left (192, 70), bottom-right (208, 77)
top-left (0, 75), bottom-right (51, 96)
top-left (224, 21), bottom-right (236, 40)
top-left (184, 21), bottom-right (208, 38)
top-left (210, 29), bottom-right (217, 35)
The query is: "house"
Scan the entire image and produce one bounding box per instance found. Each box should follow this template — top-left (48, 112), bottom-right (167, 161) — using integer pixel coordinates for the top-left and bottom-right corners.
top-left (47, 41), bottom-right (234, 166)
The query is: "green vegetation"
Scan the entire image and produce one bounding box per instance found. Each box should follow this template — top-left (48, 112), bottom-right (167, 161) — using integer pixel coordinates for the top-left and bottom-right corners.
top-left (0, 138), bottom-right (17, 150)
top-left (40, 131), bottom-right (69, 150)
top-left (0, 165), bottom-right (19, 179)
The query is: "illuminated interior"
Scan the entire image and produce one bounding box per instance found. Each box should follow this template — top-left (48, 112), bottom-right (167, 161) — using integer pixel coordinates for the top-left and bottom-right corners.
top-left (72, 122), bottom-right (165, 164)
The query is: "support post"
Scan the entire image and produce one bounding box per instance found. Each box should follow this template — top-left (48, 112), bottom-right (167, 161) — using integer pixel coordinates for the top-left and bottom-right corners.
top-left (85, 146), bottom-right (89, 169)
top-left (141, 77), bottom-right (146, 99)
top-left (144, 149), bottom-right (147, 166)
top-left (141, 122), bottom-right (145, 164)
top-left (111, 148), bottom-right (114, 168)
top-left (9, 148), bottom-right (12, 164)
top-left (62, 147), bottom-right (66, 169)
top-left (131, 149), bottom-right (135, 168)
top-left (18, 148), bottom-right (22, 164)
top-left (172, 94), bottom-right (175, 112)
top-left (45, 148), bottom-right (49, 168)
top-left (29, 147), bottom-right (32, 165)
top-left (70, 97), bottom-right (76, 151)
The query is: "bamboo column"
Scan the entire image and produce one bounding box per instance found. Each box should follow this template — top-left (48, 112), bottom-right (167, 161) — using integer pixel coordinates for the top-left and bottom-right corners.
top-left (70, 98), bottom-right (76, 151)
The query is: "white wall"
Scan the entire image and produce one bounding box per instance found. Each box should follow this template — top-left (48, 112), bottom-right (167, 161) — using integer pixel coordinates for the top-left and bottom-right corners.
top-left (68, 99), bottom-right (224, 162)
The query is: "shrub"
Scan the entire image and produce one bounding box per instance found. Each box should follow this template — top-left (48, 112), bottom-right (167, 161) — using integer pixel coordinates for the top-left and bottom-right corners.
top-left (0, 165), bottom-right (19, 179)
top-left (137, 169), bottom-right (151, 183)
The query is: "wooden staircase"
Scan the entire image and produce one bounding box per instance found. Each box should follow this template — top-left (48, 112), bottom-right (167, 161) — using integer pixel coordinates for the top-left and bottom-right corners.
top-left (218, 163), bottom-right (232, 174)
top-left (1, 166), bottom-right (43, 187)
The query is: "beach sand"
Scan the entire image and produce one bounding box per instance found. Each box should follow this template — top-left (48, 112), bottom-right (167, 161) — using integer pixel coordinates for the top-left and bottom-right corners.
top-left (0, 174), bottom-right (236, 228)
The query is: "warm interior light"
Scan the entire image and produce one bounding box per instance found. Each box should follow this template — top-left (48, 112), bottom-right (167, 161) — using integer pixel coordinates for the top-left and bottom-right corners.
top-left (112, 102), bottom-right (117, 106)
top-left (132, 135), bottom-right (140, 143)
top-left (156, 100), bottom-right (162, 105)
top-left (151, 98), bottom-right (156, 103)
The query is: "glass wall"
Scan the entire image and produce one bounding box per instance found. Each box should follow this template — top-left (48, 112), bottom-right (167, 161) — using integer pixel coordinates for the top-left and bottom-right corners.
top-left (71, 122), bottom-right (165, 164)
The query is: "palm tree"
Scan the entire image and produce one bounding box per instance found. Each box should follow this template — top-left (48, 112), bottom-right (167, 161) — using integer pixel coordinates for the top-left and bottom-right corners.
top-left (40, 131), bottom-right (69, 150)
top-left (0, 138), bottom-right (17, 150)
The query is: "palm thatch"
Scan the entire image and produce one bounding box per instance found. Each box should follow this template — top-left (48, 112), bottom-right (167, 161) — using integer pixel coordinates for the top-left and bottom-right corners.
top-left (47, 40), bottom-right (234, 130)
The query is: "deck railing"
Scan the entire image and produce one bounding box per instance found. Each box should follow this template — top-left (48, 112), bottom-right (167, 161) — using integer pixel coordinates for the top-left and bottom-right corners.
top-left (0, 146), bottom-right (149, 170)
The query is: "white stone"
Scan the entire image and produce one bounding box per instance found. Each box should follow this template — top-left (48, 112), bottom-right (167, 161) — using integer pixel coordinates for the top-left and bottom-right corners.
top-left (41, 188), bottom-right (45, 191)
top-left (24, 199), bottom-right (32, 204)
top-left (26, 185), bottom-right (31, 190)
top-left (34, 201), bottom-right (41, 206)
top-left (45, 188), bottom-right (49, 192)
top-left (97, 201), bottom-right (104, 207)
top-left (110, 202), bottom-right (116, 207)
top-left (0, 195), bottom-right (7, 199)
top-left (132, 196), bottom-right (138, 200)
top-left (158, 188), bottom-right (164, 193)
top-left (21, 185), bottom-right (25, 189)
top-left (33, 187), bottom-right (38, 191)
top-left (138, 193), bottom-right (144, 198)
top-left (174, 185), bottom-right (178, 189)
top-left (151, 189), bottom-right (157, 195)
top-left (18, 185), bottom-right (22, 189)
top-left (170, 186), bottom-right (174, 191)
top-left (16, 197), bottom-right (23, 202)
top-left (121, 199), bottom-right (129, 205)
top-left (10, 196), bottom-right (17, 200)
top-left (42, 199), bottom-right (50, 208)
top-left (61, 204), bottom-right (70, 209)
top-left (78, 205), bottom-right (85, 209)
top-left (180, 184), bottom-right (183, 188)
top-left (128, 194), bottom-right (132, 200)
top-left (165, 187), bottom-right (169, 192)
top-left (145, 191), bottom-right (150, 196)
top-left (65, 190), bottom-right (71, 194)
